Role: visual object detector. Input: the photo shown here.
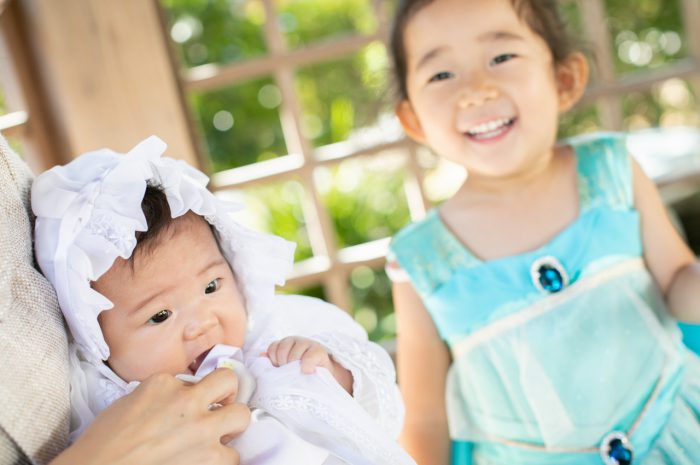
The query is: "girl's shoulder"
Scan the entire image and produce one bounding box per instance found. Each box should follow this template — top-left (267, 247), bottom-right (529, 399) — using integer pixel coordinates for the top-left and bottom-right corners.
top-left (564, 131), bottom-right (634, 211)
top-left (388, 210), bottom-right (478, 296)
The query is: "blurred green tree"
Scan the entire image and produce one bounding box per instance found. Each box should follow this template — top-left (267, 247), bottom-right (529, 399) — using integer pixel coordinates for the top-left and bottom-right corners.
top-left (160, 0), bottom-right (697, 341)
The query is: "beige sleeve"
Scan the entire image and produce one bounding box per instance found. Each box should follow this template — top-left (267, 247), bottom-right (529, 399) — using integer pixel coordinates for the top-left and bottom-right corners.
top-left (0, 135), bottom-right (71, 464)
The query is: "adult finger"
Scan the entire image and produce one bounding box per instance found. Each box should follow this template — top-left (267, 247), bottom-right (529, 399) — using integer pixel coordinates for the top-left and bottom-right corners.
top-left (194, 368), bottom-right (239, 407)
top-left (216, 403), bottom-right (252, 444)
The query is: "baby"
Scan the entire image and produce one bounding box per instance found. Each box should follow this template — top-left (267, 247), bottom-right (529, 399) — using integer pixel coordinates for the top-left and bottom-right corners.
top-left (32, 136), bottom-right (415, 465)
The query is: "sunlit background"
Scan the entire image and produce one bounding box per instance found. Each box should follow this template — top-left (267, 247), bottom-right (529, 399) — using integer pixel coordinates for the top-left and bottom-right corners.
top-left (1, 0), bottom-right (699, 343)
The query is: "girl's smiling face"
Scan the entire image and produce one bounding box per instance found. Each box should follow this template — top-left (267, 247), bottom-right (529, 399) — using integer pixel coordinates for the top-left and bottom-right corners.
top-left (94, 213), bottom-right (248, 382)
top-left (396, 0), bottom-right (586, 181)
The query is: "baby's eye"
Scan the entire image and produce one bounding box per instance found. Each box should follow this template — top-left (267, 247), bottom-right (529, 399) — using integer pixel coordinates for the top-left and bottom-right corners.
top-left (428, 71), bottom-right (454, 83)
top-left (205, 279), bottom-right (220, 295)
top-left (149, 309), bottom-right (171, 324)
top-left (490, 53), bottom-right (516, 65)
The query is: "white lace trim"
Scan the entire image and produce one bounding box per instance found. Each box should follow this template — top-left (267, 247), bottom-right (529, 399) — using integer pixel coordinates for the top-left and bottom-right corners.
top-left (258, 394), bottom-right (405, 465)
top-left (312, 332), bottom-right (403, 437)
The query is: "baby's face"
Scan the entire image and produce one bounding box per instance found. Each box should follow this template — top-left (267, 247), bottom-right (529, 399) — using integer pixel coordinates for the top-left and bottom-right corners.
top-left (93, 214), bottom-right (247, 382)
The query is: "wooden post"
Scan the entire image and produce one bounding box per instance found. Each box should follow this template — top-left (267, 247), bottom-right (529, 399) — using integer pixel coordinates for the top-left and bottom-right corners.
top-left (2, 0), bottom-right (201, 170)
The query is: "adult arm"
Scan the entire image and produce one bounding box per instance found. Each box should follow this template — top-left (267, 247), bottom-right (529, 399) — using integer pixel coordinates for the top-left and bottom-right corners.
top-left (632, 159), bottom-right (700, 322)
top-left (50, 369), bottom-right (250, 465)
top-left (393, 280), bottom-right (452, 465)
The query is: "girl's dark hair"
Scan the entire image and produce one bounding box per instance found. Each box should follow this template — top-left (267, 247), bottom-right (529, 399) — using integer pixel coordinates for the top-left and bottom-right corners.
top-left (390, 0), bottom-right (577, 100)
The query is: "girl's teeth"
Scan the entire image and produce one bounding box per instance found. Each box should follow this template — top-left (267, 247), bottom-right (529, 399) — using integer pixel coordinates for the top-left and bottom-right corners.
top-left (468, 118), bottom-right (512, 136)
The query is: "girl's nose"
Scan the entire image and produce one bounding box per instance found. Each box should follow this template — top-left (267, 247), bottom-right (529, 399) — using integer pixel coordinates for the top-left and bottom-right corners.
top-left (183, 308), bottom-right (218, 341)
top-left (458, 79), bottom-right (499, 108)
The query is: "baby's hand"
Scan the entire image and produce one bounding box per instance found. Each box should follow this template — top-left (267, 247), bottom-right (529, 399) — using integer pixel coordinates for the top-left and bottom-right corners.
top-left (266, 336), bottom-right (333, 374)
top-left (266, 336), bottom-right (354, 394)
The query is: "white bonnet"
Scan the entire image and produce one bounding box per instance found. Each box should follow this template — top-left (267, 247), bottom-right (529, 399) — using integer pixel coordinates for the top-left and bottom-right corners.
top-left (32, 136), bottom-right (295, 365)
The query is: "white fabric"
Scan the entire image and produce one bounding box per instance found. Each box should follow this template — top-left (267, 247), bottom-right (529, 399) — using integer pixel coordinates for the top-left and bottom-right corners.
top-left (69, 295), bottom-right (413, 465)
top-left (31, 136), bottom-right (412, 465)
top-left (32, 136), bottom-right (295, 364)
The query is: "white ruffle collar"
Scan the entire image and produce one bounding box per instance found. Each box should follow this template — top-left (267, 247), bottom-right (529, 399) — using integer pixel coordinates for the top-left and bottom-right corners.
top-left (32, 136), bottom-right (295, 365)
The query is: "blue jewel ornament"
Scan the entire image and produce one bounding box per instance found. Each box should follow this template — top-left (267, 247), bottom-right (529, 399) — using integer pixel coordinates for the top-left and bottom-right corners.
top-left (599, 432), bottom-right (633, 465)
top-left (530, 256), bottom-right (568, 294)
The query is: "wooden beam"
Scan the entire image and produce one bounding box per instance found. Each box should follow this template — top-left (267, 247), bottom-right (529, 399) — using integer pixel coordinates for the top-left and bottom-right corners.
top-left (14, 0), bottom-right (201, 169)
top-left (0, 0), bottom-right (71, 171)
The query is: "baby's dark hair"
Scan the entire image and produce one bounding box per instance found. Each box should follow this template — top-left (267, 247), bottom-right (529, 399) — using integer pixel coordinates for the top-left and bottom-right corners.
top-left (132, 184), bottom-right (223, 266)
top-left (390, 0), bottom-right (577, 100)
top-left (133, 184), bottom-right (176, 260)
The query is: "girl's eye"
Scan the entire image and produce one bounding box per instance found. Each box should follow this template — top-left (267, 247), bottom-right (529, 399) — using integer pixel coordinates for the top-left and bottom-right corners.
top-left (149, 309), bottom-right (171, 324)
top-left (205, 279), bottom-right (220, 295)
top-left (490, 53), bottom-right (516, 65)
top-left (429, 71), bottom-right (454, 83)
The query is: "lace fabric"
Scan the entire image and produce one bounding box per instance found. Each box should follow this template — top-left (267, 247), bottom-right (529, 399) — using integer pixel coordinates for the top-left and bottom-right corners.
top-left (32, 136), bottom-right (295, 365)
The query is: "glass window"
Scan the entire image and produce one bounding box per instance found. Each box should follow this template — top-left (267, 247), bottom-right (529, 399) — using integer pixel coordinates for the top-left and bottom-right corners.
top-left (275, 0), bottom-right (379, 49)
top-left (559, 103), bottom-right (603, 139)
top-left (296, 42), bottom-right (393, 148)
top-left (190, 76), bottom-right (288, 171)
top-left (280, 282), bottom-right (327, 301)
top-left (350, 267), bottom-right (395, 342)
top-left (605, 0), bottom-right (688, 75)
top-left (218, 177), bottom-right (313, 262)
top-left (161, 0), bottom-right (268, 67)
top-left (315, 152), bottom-right (411, 249)
top-left (622, 78), bottom-right (699, 130)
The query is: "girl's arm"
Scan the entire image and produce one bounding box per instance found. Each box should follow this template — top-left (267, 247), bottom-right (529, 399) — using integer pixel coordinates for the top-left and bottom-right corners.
top-left (633, 159), bottom-right (700, 322)
top-left (393, 280), bottom-right (452, 465)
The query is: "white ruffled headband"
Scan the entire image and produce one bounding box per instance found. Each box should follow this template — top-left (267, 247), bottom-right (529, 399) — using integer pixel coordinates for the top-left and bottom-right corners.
top-left (32, 136), bottom-right (295, 364)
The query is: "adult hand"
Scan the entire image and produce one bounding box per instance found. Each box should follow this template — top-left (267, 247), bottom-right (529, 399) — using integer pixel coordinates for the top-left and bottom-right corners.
top-left (50, 368), bottom-right (250, 465)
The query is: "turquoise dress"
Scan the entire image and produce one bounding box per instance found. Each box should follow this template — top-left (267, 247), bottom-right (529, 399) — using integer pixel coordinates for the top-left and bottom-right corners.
top-left (389, 133), bottom-right (700, 465)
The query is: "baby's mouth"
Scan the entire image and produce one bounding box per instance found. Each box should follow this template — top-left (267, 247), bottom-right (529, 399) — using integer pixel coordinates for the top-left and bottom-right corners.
top-left (188, 348), bottom-right (213, 375)
top-left (464, 117), bottom-right (516, 140)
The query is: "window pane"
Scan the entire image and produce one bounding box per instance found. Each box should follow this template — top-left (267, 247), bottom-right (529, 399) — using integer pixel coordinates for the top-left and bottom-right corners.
top-left (418, 147), bottom-right (465, 205)
top-left (190, 77), bottom-right (288, 171)
top-left (0, 85), bottom-right (26, 158)
top-left (3, 135), bottom-right (25, 159)
top-left (560, 0), bottom-right (585, 43)
top-left (160, 0), bottom-right (267, 67)
top-left (349, 267), bottom-right (395, 342)
top-left (558, 103), bottom-right (603, 138)
top-left (0, 86), bottom-right (6, 114)
top-left (605, 0), bottom-right (688, 74)
top-left (623, 78), bottom-right (700, 130)
top-left (280, 282), bottom-right (326, 301)
top-left (315, 152), bottom-right (412, 248)
top-left (275, 0), bottom-right (379, 49)
top-left (296, 43), bottom-right (392, 148)
top-left (217, 178), bottom-right (313, 262)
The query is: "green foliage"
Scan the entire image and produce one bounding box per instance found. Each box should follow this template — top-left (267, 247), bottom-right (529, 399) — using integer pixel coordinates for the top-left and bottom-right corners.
top-left (604, 0), bottom-right (687, 74)
top-left (160, 0), bottom-right (698, 341)
top-left (161, 0), bottom-right (267, 66)
top-left (241, 179), bottom-right (314, 262)
top-left (191, 78), bottom-right (287, 171)
top-left (317, 156), bottom-right (411, 248)
top-left (276, 0), bottom-right (378, 48)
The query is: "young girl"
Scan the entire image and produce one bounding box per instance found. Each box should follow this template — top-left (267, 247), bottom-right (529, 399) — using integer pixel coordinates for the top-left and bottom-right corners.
top-left (32, 136), bottom-right (416, 465)
top-left (387, 0), bottom-right (700, 464)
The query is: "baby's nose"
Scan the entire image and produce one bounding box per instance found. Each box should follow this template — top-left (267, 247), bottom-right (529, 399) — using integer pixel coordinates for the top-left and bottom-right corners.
top-left (183, 308), bottom-right (218, 340)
